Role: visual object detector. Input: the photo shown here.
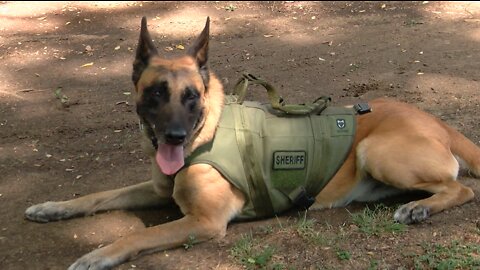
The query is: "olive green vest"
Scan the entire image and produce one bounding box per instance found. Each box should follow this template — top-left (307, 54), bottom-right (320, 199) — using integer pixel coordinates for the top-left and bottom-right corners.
top-left (185, 97), bottom-right (356, 220)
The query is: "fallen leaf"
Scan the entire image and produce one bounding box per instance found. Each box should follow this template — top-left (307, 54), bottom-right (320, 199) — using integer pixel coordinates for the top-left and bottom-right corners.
top-left (85, 45), bottom-right (92, 52)
top-left (81, 62), bottom-right (94, 67)
top-left (114, 46), bottom-right (120, 50)
top-left (318, 57), bottom-right (326, 61)
top-left (84, 18), bottom-right (91, 22)
top-left (65, 21), bottom-right (71, 25)
top-left (263, 34), bottom-right (274, 38)
top-left (381, 4), bottom-right (386, 9)
top-left (60, 57), bottom-right (66, 60)
top-left (176, 44), bottom-right (185, 50)
top-left (114, 130), bottom-right (122, 133)
top-left (123, 92), bottom-right (131, 95)
top-left (164, 46), bottom-right (174, 51)
top-left (76, 175), bottom-right (82, 179)
top-left (35, 73), bottom-right (40, 77)
top-left (417, 72), bottom-right (424, 75)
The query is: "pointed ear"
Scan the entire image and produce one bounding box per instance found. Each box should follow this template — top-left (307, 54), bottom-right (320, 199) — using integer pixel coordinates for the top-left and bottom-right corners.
top-left (132, 16), bottom-right (158, 85)
top-left (188, 17), bottom-right (210, 85)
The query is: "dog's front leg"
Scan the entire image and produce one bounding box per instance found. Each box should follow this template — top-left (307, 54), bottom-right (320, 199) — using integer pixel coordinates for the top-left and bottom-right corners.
top-left (25, 180), bottom-right (172, 223)
top-left (68, 164), bottom-right (245, 270)
top-left (68, 215), bottom-right (225, 270)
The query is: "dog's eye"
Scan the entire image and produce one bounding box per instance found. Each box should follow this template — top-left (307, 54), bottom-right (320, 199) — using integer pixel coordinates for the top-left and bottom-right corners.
top-left (184, 87), bottom-right (199, 101)
top-left (145, 81), bottom-right (169, 99)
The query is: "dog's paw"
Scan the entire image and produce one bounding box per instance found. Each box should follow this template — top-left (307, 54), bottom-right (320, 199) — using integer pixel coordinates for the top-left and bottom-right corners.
top-left (68, 247), bottom-right (119, 270)
top-left (393, 202), bottom-right (430, 224)
top-left (25, 201), bottom-right (73, 223)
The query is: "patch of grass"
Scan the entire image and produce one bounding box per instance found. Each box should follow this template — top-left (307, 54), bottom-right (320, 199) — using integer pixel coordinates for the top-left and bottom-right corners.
top-left (182, 234), bottom-right (197, 250)
top-left (413, 241), bottom-right (480, 270)
top-left (350, 204), bottom-right (407, 236)
top-left (230, 232), bottom-right (277, 269)
top-left (295, 213), bottom-right (329, 246)
top-left (336, 249), bottom-right (351, 261)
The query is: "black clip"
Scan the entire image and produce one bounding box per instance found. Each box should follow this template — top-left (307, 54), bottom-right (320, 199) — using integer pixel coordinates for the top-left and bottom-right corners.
top-left (291, 187), bottom-right (315, 210)
top-left (353, 102), bottom-right (372, 115)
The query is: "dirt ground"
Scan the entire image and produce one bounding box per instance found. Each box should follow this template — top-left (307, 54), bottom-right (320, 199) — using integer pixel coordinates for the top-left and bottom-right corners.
top-left (1, 1), bottom-right (480, 269)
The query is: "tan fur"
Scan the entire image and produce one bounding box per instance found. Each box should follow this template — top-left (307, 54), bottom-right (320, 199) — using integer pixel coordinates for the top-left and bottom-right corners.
top-left (24, 19), bottom-right (480, 270)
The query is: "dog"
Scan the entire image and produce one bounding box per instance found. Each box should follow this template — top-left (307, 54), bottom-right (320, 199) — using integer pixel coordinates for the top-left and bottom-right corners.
top-left (25, 17), bottom-right (480, 270)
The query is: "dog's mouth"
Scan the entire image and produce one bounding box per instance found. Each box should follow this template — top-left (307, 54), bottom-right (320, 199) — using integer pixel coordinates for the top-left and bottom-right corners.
top-left (155, 143), bottom-right (185, 176)
top-left (142, 113), bottom-right (204, 176)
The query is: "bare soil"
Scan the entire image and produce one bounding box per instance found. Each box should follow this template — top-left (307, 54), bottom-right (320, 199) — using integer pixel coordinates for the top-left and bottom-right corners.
top-left (1, 1), bottom-right (479, 269)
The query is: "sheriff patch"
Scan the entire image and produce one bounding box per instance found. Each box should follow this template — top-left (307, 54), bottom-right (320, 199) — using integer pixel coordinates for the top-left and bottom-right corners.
top-left (273, 151), bottom-right (306, 170)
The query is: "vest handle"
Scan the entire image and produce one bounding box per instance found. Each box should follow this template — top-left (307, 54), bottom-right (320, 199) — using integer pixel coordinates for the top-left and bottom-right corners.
top-left (233, 73), bottom-right (331, 115)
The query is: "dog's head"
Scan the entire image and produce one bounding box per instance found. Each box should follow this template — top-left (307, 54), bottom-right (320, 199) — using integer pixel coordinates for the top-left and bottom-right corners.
top-left (132, 17), bottom-right (210, 175)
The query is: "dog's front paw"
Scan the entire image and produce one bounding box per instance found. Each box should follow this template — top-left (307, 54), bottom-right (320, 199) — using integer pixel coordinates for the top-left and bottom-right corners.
top-left (68, 247), bottom-right (120, 270)
top-left (25, 201), bottom-right (74, 223)
top-left (393, 202), bottom-right (430, 224)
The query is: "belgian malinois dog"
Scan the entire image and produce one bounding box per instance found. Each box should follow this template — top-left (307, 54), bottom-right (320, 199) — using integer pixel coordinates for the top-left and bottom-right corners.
top-left (25, 17), bottom-right (479, 270)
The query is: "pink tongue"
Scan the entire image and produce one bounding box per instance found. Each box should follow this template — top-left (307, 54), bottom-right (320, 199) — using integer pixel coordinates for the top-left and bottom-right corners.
top-left (156, 144), bottom-right (185, 175)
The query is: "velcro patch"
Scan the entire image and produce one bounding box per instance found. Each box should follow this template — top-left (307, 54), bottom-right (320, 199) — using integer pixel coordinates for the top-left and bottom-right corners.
top-left (273, 151), bottom-right (306, 170)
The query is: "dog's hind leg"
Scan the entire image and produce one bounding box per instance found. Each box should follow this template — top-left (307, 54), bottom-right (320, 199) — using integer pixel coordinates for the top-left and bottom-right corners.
top-left (25, 180), bottom-right (172, 223)
top-left (359, 134), bottom-right (475, 224)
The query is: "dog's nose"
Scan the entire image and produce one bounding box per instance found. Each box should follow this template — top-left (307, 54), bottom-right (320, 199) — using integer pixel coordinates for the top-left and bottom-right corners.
top-left (165, 128), bottom-right (187, 145)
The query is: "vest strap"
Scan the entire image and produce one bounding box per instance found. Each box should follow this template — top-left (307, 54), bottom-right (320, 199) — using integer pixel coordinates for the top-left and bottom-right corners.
top-left (232, 73), bottom-right (331, 115)
top-left (231, 104), bottom-right (275, 217)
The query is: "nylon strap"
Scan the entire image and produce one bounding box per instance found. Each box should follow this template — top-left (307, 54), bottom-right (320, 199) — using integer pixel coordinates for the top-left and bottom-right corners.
top-left (233, 73), bottom-right (331, 115)
top-left (231, 104), bottom-right (274, 217)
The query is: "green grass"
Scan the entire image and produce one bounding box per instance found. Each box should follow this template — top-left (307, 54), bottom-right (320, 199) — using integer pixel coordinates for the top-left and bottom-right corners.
top-left (413, 241), bottom-right (480, 270)
top-left (230, 232), bottom-right (278, 269)
top-left (295, 214), bottom-right (330, 246)
top-left (350, 204), bottom-right (407, 236)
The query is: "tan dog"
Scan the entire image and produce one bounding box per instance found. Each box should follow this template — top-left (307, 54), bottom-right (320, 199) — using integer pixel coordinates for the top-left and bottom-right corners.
top-left (25, 17), bottom-right (480, 270)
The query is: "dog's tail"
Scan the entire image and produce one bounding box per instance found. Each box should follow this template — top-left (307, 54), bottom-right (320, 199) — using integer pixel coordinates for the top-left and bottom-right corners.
top-left (446, 123), bottom-right (480, 177)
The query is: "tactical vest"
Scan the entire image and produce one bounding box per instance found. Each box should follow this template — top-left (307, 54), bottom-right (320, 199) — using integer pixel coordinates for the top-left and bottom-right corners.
top-left (185, 74), bottom-right (357, 220)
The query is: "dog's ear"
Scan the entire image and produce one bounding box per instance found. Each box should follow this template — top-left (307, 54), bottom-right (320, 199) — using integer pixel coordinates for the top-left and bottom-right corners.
top-left (188, 17), bottom-right (210, 86)
top-left (132, 16), bottom-right (158, 86)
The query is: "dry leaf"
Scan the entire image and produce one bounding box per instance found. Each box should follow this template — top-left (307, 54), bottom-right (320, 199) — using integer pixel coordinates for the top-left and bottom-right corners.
top-left (85, 45), bottom-right (92, 51)
top-left (114, 46), bottom-right (120, 50)
top-left (65, 21), bottom-right (71, 25)
top-left (381, 4), bottom-right (386, 9)
top-left (176, 44), bottom-right (185, 50)
top-left (81, 62), bottom-right (94, 67)
top-left (84, 18), bottom-right (91, 22)
top-left (263, 34), bottom-right (274, 38)
top-left (164, 46), bottom-right (174, 52)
